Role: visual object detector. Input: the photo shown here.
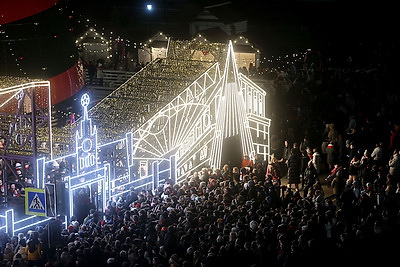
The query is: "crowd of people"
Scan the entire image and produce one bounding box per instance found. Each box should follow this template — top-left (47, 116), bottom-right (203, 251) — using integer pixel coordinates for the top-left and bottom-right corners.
top-left (1, 38), bottom-right (400, 267)
top-left (0, 161), bottom-right (35, 206)
top-left (2, 142), bottom-right (399, 266)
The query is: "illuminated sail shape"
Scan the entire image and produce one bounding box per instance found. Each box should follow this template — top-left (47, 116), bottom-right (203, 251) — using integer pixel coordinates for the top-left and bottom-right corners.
top-left (132, 63), bottom-right (222, 160)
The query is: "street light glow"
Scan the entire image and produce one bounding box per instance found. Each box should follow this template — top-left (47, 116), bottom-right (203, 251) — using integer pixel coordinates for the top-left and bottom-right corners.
top-left (146, 4), bottom-right (153, 11)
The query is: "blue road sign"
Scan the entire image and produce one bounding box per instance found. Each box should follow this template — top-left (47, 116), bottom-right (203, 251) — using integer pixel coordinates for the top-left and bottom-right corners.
top-left (25, 188), bottom-right (46, 216)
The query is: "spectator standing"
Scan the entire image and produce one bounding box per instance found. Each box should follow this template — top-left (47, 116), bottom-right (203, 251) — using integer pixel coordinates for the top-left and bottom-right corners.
top-left (331, 167), bottom-right (346, 207)
top-left (240, 66), bottom-right (249, 76)
top-left (249, 63), bottom-right (256, 76)
top-left (96, 60), bottom-right (105, 86)
top-left (348, 143), bottom-right (359, 165)
top-left (241, 155), bottom-right (254, 169)
top-left (282, 140), bottom-right (291, 162)
top-left (359, 150), bottom-right (372, 188)
top-left (281, 140), bottom-right (291, 177)
top-left (312, 148), bottom-right (322, 175)
top-left (326, 141), bottom-right (337, 172)
top-left (25, 231), bottom-right (42, 267)
top-left (287, 148), bottom-right (301, 190)
top-left (388, 150), bottom-right (400, 184)
top-left (303, 160), bottom-right (318, 197)
top-left (371, 142), bottom-right (384, 167)
top-left (348, 156), bottom-right (360, 183)
top-left (266, 156), bottom-right (281, 185)
top-left (327, 123), bottom-right (339, 144)
top-left (300, 136), bottom-right (311, 154)
top-left (300, 150), bottom-right (310, 187)
top-left (346, 115), bottom-right (357, 134)
top-left (87, 61), bottom-right (96, 85)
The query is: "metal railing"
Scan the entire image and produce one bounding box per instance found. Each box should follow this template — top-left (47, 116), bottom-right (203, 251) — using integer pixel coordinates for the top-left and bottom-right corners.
top-left (84, 69), bottom-right (135, 89)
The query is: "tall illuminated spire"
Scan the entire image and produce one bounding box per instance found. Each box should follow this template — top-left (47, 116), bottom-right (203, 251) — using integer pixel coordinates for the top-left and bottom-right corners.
top-left (210, 41), bottom-right (255, 168)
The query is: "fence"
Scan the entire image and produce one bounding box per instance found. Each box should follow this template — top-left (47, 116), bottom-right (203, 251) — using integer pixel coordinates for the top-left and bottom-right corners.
top-left (0, 156), bottom-right (176, 237)
top-left (84, 69), bottom-right (135, 88)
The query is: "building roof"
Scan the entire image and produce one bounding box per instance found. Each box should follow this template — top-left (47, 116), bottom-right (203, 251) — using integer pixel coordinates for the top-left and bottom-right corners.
top-left (204, 2), bottom-right (246, 24)
top-left (193, 31), bottom-right (260, 54)
top-left (76, 28), bottom-right (109, 45)
top-left (197, 27), bottom-right (230, 43)
top-left (233, 36), bottom-right (261, 53)
top-left (144, 32), bottom-right (170, 48)
top-left (191, 2), bottom-right (246, 25)
top-left (234, 44), bottom-right (257, 53)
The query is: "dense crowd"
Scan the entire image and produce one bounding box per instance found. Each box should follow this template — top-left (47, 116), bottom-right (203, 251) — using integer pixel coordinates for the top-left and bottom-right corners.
top-left (1, 39), bottom-right (400, 267)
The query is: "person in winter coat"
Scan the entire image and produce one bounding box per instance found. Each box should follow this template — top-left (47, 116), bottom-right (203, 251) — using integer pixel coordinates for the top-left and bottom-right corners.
top-left (287, 148), bottom-right (301, 190)
top-left (388, 149), bottom-right (400, 183)
top-left (25, 231), bottom-right (42, 267)
top-left (266, 156), bottom-right (281, 185)
top-left (303, 160), bottom-right (319, 197)
top-left (331, 167), bottom-right (347, 206)
top-left (312, 148), bottom-right (322, 175)
top-left (325, 141), bottom-right (337, 172)
top-left (370, 142), bottom-right (384, 166)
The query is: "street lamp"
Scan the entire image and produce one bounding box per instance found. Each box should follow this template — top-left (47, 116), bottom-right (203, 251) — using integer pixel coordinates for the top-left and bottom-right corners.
top-left (146, 3), bottom-right (153, 33)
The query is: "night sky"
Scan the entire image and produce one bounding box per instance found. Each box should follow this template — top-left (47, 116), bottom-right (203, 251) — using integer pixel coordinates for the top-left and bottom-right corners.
top-left (1, 0), bottom-right (397, 78)
top-left (68, 0), bottom-right (398, 56)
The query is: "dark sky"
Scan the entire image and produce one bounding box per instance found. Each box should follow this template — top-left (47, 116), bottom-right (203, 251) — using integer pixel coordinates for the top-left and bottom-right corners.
top-left (69, 0), bottom-right (398, 56)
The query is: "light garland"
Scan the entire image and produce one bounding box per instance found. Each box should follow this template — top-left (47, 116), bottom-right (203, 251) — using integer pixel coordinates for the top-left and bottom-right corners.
top-left (0, 76), bottom-right (42, 89)
top-left (259, 51), bottom-right (307, 70)
top-left (233, 35), bottom-right (260, 53)
top-left (0, 80), bottom-right (52, 157)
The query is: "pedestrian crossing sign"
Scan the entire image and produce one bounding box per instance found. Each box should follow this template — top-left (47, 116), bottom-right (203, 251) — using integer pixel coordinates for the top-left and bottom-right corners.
top-left (25, 188), bottom-right (46, 216)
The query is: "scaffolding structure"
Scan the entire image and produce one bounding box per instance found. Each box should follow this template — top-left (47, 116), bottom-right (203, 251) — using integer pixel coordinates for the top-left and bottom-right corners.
top-left (0, 77), bottom-right (52, 205)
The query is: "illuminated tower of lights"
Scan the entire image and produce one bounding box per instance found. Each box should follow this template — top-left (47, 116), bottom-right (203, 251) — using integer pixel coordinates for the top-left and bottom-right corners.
top-left (75, 93), bottom-right (98, 175)
top-left (209, 40), bottom-right (255, 169)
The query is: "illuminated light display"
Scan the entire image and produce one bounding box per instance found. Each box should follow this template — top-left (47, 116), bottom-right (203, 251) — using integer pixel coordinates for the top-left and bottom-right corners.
top-left (138, 31), bottom-right (170, 63)
top-left (0, 78), bottom-right (55, 236)
top-left (75, 27), bottom-right (111, 62)
top-left (131, 40), bottom-right (270, 182)
top-left (1, 40), bottom-right (270, 233)
top-left (0, 79), bottom-right (53, 180)
top-left (35, 93), bottom-right (169, 220)
top-left (36, 93), bottom-right (112, 219)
